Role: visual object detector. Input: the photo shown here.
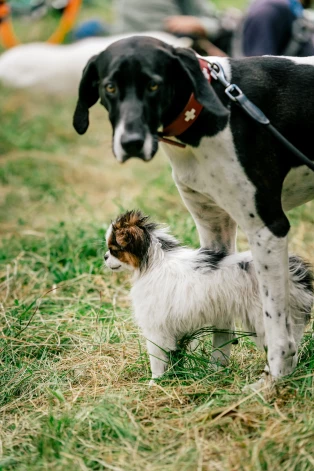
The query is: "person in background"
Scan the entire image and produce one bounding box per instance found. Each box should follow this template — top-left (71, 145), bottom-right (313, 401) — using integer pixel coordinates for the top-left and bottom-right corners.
top-left (112, 0), bottom-right (230, 56)
top-left (241, 0), bottom-right (314, 56)
top-left (113, 0), bottom-right (220, 41)
top-left (72, 0), bottom-right (237, 56)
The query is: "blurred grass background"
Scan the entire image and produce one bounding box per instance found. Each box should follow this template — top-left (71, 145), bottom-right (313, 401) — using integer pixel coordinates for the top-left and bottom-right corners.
top-left (0, 1), bottom-right (314, 470)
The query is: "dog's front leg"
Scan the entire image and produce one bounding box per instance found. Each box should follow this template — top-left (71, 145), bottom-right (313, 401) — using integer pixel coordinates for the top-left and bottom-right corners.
top-left (247, 226), bottom-right (297, 378)
top-left (146, 334), bottom-right (176, 383)
top-left (176, 183), bottom-right (237, 253)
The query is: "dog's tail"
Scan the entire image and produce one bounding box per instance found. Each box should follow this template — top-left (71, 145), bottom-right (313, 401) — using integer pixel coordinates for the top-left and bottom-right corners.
top-left (289, 255), bottom-right (314, 294)
top-left (289, 255), bottom-right (314, 323)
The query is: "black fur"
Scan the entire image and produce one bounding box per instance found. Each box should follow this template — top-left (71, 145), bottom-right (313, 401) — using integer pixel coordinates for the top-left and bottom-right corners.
top-left (238, 261), bottom-right (250, 271)
top-left (157, 235), bottom-right (180, 252)
top-left (194, 248), bottom-right (227, 271)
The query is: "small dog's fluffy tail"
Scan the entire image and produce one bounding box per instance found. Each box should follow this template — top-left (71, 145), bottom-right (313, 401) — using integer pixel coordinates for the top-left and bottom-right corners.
top-left (289, 255), bottom-right (314, 322)
top-left (289, 255), bottom-right (314, 294)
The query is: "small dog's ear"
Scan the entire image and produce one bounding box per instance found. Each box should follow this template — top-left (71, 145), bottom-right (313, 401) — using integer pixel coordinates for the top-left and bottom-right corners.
top-left (115, 226), bottom-right (143, 248)
top-left (73, 55), bottom-right (100, 135)
top-left (115, 229), bottom-right (131, 248)
top-left (174, 48), bottom-right (229, 118)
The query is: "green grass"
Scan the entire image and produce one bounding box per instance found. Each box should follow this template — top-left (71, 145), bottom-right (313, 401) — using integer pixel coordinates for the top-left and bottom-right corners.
top-left (1, 4), bottom-right (314, 470)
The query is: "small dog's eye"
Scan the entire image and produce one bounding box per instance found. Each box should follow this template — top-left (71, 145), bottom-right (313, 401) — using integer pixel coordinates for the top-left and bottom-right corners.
top-left (148, 82), bottom-right (159, 92)
top-left (105, 83), bottom-right (116, 94)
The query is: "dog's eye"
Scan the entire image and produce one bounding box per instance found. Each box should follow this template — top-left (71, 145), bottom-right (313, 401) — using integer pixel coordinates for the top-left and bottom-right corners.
top-left (148, 82), bottom-right (159, 92)
top-left (105, 83), bottom-right (116, 94)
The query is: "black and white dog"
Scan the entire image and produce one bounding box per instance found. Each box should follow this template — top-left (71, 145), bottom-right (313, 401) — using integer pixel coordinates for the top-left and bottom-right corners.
top-left (105, 210), bottom-right (313, 383)
top-left (73, 36), bottom-right (314, 383)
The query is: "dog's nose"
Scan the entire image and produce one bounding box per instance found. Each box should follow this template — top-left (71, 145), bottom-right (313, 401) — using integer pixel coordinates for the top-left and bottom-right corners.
top-left (121, 133), bottom-right (144, 156)
top-left (104, 253), bottom-right (109, 261)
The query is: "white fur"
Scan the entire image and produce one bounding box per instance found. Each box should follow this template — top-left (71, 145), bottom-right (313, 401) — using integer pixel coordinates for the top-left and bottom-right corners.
top-left (0, 33), bottom-right (191, 94)
top-left (143, 132), bottom-right (154, 161)
top-left (105, 226), bottom-right (313, 381)
top-left (113, 119), bottom-right (154, 162)
top-left (105, 250), bottom-right (132, 271)
top-left (113, 120), bottom-right (126, 163)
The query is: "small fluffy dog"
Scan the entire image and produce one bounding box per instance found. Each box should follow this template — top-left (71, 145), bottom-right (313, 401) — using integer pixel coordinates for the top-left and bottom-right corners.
top-left (105, 210), bottom-right (313, 382)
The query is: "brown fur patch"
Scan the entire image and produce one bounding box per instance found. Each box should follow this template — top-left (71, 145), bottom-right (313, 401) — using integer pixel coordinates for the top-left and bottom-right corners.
top-left (108, 210), bottom-right (152, 269)
top-left (115, 226), bottom-right (144, 248)
top-left (113, 210), bottom-right (147, 230)
top-left (119, 251), bottom-right (140, 268)
top-left (111, 210), bottom-right (148, 249)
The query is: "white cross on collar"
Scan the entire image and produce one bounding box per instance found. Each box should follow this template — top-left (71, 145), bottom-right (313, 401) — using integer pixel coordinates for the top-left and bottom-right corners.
top-left (202, 67), bottom-right (210, 80)
top-left (184, 108), bottom-right (196, 122)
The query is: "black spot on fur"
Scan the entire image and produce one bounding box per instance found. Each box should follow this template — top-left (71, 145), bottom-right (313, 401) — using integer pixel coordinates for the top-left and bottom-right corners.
top-left (195, 249), bottom-right (227, 271)
top-left (238, 261), bottom-right (250, 271)
top-left (158, 236), bottom-right (180, 252)
top-left (265, 311), bottom-right (272, 318)
top-left (249, 213), bottom-right (255, 218)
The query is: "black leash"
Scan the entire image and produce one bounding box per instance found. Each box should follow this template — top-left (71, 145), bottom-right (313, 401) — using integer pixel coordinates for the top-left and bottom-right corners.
top-left (208, 61), bottom-right (314, 172)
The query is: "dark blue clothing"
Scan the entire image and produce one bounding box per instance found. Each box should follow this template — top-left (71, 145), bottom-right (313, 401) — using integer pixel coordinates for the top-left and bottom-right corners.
top-left (243, 0), bottom-right (314, 56)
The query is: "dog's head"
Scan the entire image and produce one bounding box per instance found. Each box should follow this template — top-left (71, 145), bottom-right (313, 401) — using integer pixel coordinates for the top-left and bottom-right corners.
top-left (105, 210), bottom-right (157, 271)
top-left (73, 36), bottom-right (228, 163)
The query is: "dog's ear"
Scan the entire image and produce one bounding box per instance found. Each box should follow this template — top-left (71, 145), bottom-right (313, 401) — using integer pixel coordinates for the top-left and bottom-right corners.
top-left (73, 55), bottom-right (100, 135)
top-left (115, 226), bottom-right (144, 248)
top-left (174, 48), bottom-right (228, 118)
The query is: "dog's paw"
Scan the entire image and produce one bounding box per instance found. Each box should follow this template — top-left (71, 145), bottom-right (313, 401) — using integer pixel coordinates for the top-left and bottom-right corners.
top-left (148, 379), bottom-right (157, 387)
top-left (242, 377), bottom-right (267, 393)
top-left (243, 373), bottom-right (277, 399)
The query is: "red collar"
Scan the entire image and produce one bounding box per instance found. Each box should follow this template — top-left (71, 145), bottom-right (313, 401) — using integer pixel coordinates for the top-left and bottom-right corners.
top-left (158, 58), bottom-right (211, 148)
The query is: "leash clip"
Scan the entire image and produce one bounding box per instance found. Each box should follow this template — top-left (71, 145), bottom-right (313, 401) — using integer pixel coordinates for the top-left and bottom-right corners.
top-left (225, 83), bottom-right (243, 102)
top-left (208, 60), bottom-right (270, 124)
top-left (208, 61), bottom-right (244, 102)
top-left (208, 62), bottom-right (230, 88)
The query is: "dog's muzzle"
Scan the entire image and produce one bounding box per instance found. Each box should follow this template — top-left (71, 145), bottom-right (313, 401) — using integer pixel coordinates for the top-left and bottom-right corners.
top-left (121, 133), bottom-right (145, 158)
top-left (115, 126), bottom-right (157, 163)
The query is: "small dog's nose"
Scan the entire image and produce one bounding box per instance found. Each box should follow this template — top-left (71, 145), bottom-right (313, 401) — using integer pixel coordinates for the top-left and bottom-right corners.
top-left (121, 133), bottom-right (144, 156)
top-left (104, 253), bottom-right (109, 261)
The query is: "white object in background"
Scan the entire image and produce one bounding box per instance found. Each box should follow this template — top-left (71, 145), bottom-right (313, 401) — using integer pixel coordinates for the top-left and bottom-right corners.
top-left (0, 33), bottom-right (191, 94)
